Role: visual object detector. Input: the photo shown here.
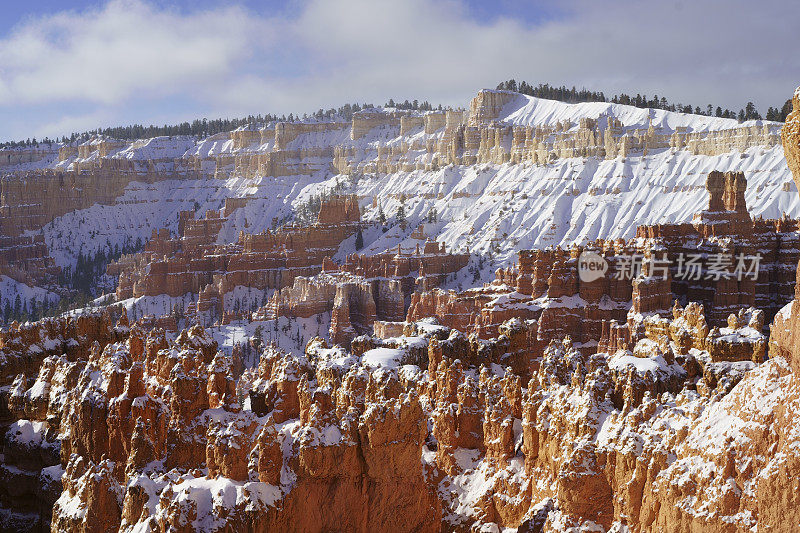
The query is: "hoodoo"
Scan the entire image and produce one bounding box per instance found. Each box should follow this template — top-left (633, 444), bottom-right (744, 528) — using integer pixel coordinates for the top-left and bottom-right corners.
top-left (0, 7), bottom-right (797, 527)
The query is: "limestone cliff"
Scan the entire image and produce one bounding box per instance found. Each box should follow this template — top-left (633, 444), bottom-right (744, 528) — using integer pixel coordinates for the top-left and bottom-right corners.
top-left (2, 88), bottom-right (800, 533)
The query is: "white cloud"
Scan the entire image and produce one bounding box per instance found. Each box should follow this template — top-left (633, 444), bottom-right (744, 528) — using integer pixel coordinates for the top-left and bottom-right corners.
top-left (0, 0), bottom-right (797, 140)
top-left (32, 110), bottom-right (115, 139)
top-left (0, 0), bottom-right (259, 105)
top-left (213, 0), bottom-right (799, 116)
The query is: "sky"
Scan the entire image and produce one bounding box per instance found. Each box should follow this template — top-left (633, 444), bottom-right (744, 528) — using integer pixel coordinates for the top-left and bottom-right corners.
top-left (0, 0), bottom-right (796, 142)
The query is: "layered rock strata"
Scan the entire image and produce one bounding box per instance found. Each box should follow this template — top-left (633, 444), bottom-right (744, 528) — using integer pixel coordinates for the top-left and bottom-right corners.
top-left (262, 242), bottom-right (469, 345)
top-left (0, 234), bottom-right (60, 289)
top-left (0, 88), bottom-right (798, 532)
top-left (1, 90), bottom-right (783, 244)
top-left (407, 171), bottom-right (797, 366)
top-left (110, 196), bottom-right (361, 325)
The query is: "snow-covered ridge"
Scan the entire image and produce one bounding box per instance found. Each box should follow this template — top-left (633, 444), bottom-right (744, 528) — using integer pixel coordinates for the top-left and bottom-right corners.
top-left (7, 88), bottom-right (796, 290)
top-left (23, 89), bottom-right (782, 176)
top-left (495, 90), bottom-right (771, 133)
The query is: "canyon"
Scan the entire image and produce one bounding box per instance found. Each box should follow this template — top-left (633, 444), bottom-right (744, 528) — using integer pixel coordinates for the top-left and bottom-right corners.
top-left (1, 86), bottom-right (800, 531)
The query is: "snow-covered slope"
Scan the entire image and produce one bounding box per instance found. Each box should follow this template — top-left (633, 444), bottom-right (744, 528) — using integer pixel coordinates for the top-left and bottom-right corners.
top-left (14, 91), bottom-right (797, 286)
top-left (303, 144), bottom-right (796, 267)
top-left (0, 275), bottom-right (59, 311)
top-left (499, 92), bottom-right (751, 132)
top-left (37, 177), bottom-right (259, 268)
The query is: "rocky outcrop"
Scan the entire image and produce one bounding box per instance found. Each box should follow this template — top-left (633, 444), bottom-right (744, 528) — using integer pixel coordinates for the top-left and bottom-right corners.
top-left (0, 162), bottom-right (203, 237)
top-left (637, 174), bottom-right (798, 325)
top-left (0, 89), bottom-right (786, 289)
top-left (29, 323), bottom-right (442, 532)
top-left (110, 196), bottom-right (362, 326)
top-left (408, 170), bottom-right (797, 369)
top-left (781, 87), bottom-right (800, 187)
top-left (0, 310), bottom-right (127, 531)
top-left (772, 90), bottom-right (800, 376)
top-left (0, 276), bottom-right (794, 533)
top-left (262, 242), bottom-right (469, 346)
top-left (0, 234), bottom-right (60, 289)
top-left (0, 146), bottom-right (57, 169)
top-left (1, 88), bottom-right (799, 533)
top-left (468, 89), bottom-right (517, 125)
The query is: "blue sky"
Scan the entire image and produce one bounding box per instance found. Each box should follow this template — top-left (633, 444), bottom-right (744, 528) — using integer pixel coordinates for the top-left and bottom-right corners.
top-left (0, 0), bottom-right (795, 141)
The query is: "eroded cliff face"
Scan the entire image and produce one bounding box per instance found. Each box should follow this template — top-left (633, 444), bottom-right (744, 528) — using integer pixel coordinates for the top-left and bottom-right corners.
top-left (5, 323), bottom-right (441, 532)
top-left (2, 88), bottom-right (800, 532)
top-left (0, 162), bottom-right (203, 238)
top-left (0, 296), bottom-right (787, 533)
top-left (0, 88), bottom-right (791, 298)
top-left (0, 310), bottom-right (128, 531)
top-left (0, 261), bottom-right (798, 529)
top-left (406, 172), bottom-right (797, 370)
top-left (781, 88), bottom-right (800, 189)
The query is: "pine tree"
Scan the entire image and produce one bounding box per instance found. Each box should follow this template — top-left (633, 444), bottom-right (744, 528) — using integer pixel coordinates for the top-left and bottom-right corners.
top-left (253, 325), bottom-right (264, 349)
top-left (780, 99), bottom-right (792, 122)
top-left (743, 102), bottom-right (761, 121)
top-left (355, 228), bottom-right (364, 250)
top-left (427, 207), bottom-right (437, 223)
top-left (767, 107), bottom-right (779, 121)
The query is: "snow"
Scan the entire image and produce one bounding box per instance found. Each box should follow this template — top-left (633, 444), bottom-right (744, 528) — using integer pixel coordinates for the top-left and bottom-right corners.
top-left (0, 275), bottom-right (59, 308)
top-left (608, 351), bottom-right (664, 374)
top-left (438, 446), bottom-right (529, 527)
top-left (114, 136), bottom-right (198, 161)
top-left (213, 314), bottom-right (332, 360)
top-left (40, 464), bottom-right (65, 483)
top-left (412, 318), bottom-right (450, 336)
top-left (361, 347), bottom-right (406, 369)
top-left (776, 301), bottom-right (794, 321)
top-left (320, 424), bottom-right (342, 445)
top-left (5, 419), bottom-right (46, 447)
top-left (165, 475), bottom-right (281, 530)
top-left (684, 356), bottom-right (791, 455)
top-left (309, 343), bottom-right (358, 373)
top-left (117, 294), bottom-right (198, 321)
top-left (54, 486), bottom-right (88, 520)
top-left (498, 92), bottom-right (753, 132)
top-left (32, 176), bottom-right (258, 269)
top-left (339, 144), bottom-right (797, 270)
top-left (9, 90), bottom-right (798, 303)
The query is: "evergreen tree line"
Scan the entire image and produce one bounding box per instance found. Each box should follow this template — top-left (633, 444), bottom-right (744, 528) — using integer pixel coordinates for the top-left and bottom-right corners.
top-left (496, 80), bottom-right (792, 122)
top-left (311, 102), bottom-right (373, 121)
top-left (0, 292), bottom-right (58, 325)
top-left (0, 236), bottom-right (146, 325)
top-left (0, 101), bottom-right (394, 149)
top-left (384, 99), bottom-right (440, 111)
top-left (0, 118), bottom-right (273, 149)
top-left (0, 138), bottom-right (58, 149)
top-left (60, 237), bottom-right (143, 295)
